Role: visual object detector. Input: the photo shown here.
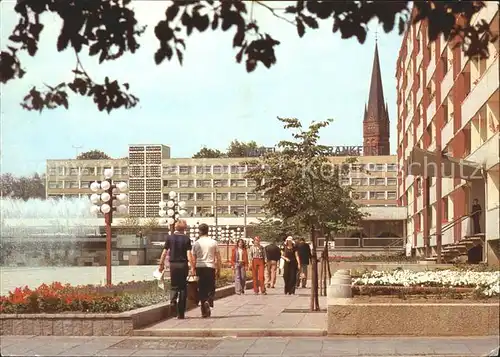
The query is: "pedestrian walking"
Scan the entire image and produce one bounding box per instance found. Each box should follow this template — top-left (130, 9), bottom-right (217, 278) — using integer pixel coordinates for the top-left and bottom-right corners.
top-left (231, 238), bottom-right (249, 295)
top-left (249, 236), bottom-right (267, 295)
top-left (296, 238), bottom-right (312, 288)
top-left (158, 219), bottom-right (195, 319)
top-left (264, 240), bottom-right (281, 288)
top-left (192, 223), bottom-right (221, 318)
top-left (282, 236), bottom-right (301, 295)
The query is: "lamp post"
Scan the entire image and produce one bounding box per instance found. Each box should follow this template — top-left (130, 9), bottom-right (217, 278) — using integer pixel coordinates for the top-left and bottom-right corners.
top-left (225, 225), bottom-right (230, 262)
top-left (158, 190), bottom-right (187, 233)
top-left (89, 169), bottom-right (128, 286)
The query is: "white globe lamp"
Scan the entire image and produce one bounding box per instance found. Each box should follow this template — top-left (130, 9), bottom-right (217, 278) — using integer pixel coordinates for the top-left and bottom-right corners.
top-left (117, 193), bottom-right (128, 202)
top-left (158, 201), bottom-right (167, 208)
top-left (159, 210), bottom-right (166, 217)
top-left (103, 168), bottom-right (114, 179)
top-left (117, 205), bottom-right (128, 214)
top-left (100, 180), bottom-right (111, 191)
top-left (168, 191), bottom-right (176, 199)
top-left (90, 193), bottom-right (100, 204)
top-left (90, 205), bottom-right (101, 214)
top-left (178, 201), bottom-right (186, 208)
top-left (167, 209), bottom-right (175, 217)
top-left (167, 217), bottom-right (175, 225)
top-left (101, 203), bottom-right (111, 214)
top-left (116, 182), bottom-right (128, 192)
top-left (90, 181), bottom-right (100, 192)
top-left (100, 192), bottom-right (111, 203)
top-left (167, 200), bottom-right (175, 208)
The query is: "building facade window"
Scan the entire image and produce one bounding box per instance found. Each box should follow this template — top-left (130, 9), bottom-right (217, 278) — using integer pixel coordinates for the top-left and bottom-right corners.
top-left (197, 180), bottom-right (212, 188)
top-left (214, 179), bottom-right (228, 187)
top-left (165, 180), bottom-right (179, 188)
top-left (230, 179), bottom-right (246, 187)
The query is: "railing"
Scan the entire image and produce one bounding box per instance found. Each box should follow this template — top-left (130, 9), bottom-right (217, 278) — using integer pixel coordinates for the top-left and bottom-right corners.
top-left (423, 211), bottom-right (480, 247)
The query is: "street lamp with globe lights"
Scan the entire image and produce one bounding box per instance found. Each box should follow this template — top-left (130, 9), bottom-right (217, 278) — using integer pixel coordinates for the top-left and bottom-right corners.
top-left (158, 190), bottom-right (187, 234)
top-left (89, 168), bottom-right (128, 285)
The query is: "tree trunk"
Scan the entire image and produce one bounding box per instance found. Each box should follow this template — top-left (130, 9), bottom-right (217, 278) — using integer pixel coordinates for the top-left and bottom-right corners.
top-left (319, 252), bottom-right (324, 296)
top-left (309, 224), bottom-right (320, 311)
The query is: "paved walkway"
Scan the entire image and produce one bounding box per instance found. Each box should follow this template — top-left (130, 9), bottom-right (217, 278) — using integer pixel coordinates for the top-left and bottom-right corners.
top-left (137, 280), bottom-right (327, 336)
top-left (1, 335), bottom-right (498, 356)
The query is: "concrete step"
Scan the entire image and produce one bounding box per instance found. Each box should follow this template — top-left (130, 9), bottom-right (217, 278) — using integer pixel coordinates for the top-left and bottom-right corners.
top-left (133, 328), bottom-right (327, 337)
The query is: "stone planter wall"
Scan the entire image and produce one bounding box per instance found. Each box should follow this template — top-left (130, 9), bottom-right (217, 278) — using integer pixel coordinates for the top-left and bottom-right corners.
top-left (0, 281), bottom-right (252, 336)
top-left (327, 298), bottom-right (499, 336)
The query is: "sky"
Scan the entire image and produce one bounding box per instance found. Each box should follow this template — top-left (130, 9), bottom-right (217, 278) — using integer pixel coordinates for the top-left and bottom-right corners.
top-left (0, 1), bottom-right (404, 176)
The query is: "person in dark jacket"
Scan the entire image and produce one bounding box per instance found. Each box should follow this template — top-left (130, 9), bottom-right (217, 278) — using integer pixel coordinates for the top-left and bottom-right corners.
top-left (296, 238), bottom-right (312, 288)
top-left (158, 219), bottom-right (195, 319)
top-left (264, 241), bottom-right (281, 288)
top-left (471, 199), bottom-right (482, 234)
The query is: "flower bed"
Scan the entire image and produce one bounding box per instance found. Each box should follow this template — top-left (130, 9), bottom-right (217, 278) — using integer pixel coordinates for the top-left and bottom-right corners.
top-left (352, 269), bottom-right (500, 297)
top-left (0, 268), bottom-right (248, 314)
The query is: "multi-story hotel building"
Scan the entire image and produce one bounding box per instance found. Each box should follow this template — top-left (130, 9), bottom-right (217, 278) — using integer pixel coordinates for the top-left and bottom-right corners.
top-left (397, 3), bottom-right (499, 264)
top-left (45, 146), bottom-right (399, 218)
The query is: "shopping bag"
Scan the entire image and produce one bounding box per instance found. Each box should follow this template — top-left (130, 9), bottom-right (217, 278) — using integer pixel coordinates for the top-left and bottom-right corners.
top-left (153, 268), bottom-right (167, 290)
top-left (187, 275), bottom-right (199, 306)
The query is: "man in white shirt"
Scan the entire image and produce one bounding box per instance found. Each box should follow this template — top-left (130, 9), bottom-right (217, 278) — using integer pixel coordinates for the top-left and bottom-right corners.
top-left (192, 223), bottom-right (221, 318)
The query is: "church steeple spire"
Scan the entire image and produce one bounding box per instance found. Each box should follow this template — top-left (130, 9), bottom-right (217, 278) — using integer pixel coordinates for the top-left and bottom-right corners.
top-left (363, 41), bottom-right (390, 156)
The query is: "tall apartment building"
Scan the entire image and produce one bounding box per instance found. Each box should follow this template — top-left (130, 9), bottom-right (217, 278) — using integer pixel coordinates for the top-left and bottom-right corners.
top-left (397, 3), bottom-right (499, 264)
top-left (45, 145), bottom-right (399, 218)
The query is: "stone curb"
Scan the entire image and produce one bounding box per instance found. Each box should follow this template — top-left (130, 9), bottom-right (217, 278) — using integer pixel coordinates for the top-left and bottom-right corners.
top-left (133, 328), bottom-right (328, 337)
top-left (0, 280), bottom-right (253, 336)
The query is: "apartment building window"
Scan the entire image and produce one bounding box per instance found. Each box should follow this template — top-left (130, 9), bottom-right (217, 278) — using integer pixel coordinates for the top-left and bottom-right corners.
top-left (48, 181), bottom-right (63, 189)
top-left (179, 193), bottom-right (195, 201)
top-left (370, 191), bottom-right (386, 200)
top-left (198, 193), bottom-right (212, 201)
top-left (230, 179), bottom-right (246, 187)
top-left (178, 180), bottom-right (193, 188)
top-left (247, 206), bottom-right (261, 214)
top-left (351, 164), bottom-right (365, 171)
top-left (353, 191), bottom-right (368, 200)
top-left (216, 206), bottom-right (229, 214)
top-left (387, 191), bottom-right (397, 200)
top-left (163, 165), bottom-right (178, 174)
top-left (69, 168), bottom-right (79, 176)
top-left (341, 178), bottom-right (350, 186)
top-left (196, 166), bottom-right (211, 174)
top-left (212, 165), bottom-right (229, 174)
top-left (214, 179), bottom-right (228, 187)
top-left (231, 192), bottom-right (247, 201)
top-left (231, 206), bottom-right (245, 215)
top-left (48, 168), bottom-right (57, 176)
top-left (247, 193), bottom-right (257, 201)
top-left (387, 164), bottom-right (397, 172)
top-left (387, 178), bottom-right (397, 186)
top-left (164, 180), bottom-right (179, 188)
top-left (196, 206), bottom-right (212, 215)
top-left (197, 180), bottom-right (212, 188)
top-left (230, 165), bottom-right (247, 174)
top-left (247, 179), bottom-right (257, 187)
top-left (179, 166), bottom-right (194, 175)
top-left (80, 167), bottom-right (96, 175)
top-left (216, 193), bottom-right (229, 201)
top-left (351, 178), bottom-right (368, 186)
top-left (65, 181), bottom-right (79, 189)
top-left (80, 181), bottom-right (90, 189)
top-left (369, 178), bottom-right (386, 186)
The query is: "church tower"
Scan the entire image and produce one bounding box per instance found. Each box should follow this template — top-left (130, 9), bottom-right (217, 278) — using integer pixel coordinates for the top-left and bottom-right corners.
top-left (363, 41), bottom-right (390, 156)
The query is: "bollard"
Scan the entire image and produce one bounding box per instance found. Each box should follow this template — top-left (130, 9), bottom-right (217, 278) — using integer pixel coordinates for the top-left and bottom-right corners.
top-left (328, 269), bottom-right (352, 298)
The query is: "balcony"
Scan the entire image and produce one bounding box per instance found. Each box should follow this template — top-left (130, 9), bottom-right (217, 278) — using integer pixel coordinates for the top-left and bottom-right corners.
top-left (416, 49), bottom-right (423, 71)
top-left (429, 185), bottom-right (436, 204)
top-left (440, 69), bottom-right (454, 103)
top-left (416, 84), bottom-right (423, 106)
top-left (416, 232), bottom-right (424, 247)
top-left (426, 60), bottom-right (437, 86)
top-left (405, 80), bottom-right (412, 101)
top-left (461, 56), bottom-right (499, 128)
top-left (465, 132), bottom-right (500, 170)
top-left (427, 97), bottom-right (437, 122)
top-left (441, 118), bottom-right (455, 147)
top-left (471, 1), bottom-right (499, 27)
top-left (405, 110), bottom-right (412, 132)
top-left (405, 175), bottom-right (414, 189)
top-left (416, 120), bottom-right (424, 142)
top-left (417, 194), bottom-right (423, 212)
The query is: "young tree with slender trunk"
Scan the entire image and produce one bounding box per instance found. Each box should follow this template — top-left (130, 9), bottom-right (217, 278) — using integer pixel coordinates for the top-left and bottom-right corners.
top-left (244, 116), bottom-right (364, 311)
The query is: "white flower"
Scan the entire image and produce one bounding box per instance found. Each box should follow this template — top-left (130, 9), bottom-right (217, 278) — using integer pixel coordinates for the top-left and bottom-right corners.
top-left (352, 269), bottom-right (500, 297)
